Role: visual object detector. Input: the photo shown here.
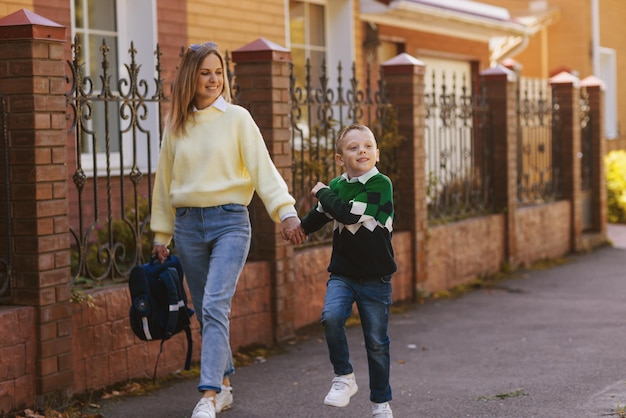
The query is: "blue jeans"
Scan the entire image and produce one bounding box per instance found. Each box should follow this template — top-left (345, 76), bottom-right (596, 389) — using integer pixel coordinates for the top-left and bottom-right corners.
top-left (174, 204), bottom-right (251, 393)
top-left (321, 274), bottom-right (393, 403)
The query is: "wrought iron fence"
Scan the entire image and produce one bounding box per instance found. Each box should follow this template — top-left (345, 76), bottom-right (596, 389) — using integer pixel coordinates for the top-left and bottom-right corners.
top-left (516, 77), bottom-right (561, 205)
top-left (289, 60), bottom-right (400, 246)
top-left (424, 71), bottom-right (493, 223)
top-left (0, 94), bottom-right (11, 302)
top-left (66, 39), bottom-right (167, 286)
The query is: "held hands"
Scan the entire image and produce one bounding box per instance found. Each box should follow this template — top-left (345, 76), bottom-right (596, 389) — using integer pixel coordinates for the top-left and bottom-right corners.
top-left (279, 182), bottom-right (328, 245)
top-left (280, 181), bottom-right (328, 245)
top-left (280, 216), bottom-right (306, 245)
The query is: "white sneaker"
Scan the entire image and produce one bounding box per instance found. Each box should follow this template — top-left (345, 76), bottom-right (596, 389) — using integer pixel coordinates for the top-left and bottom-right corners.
top-left (323, 373), bottom-right (358, 407)
top-left (372, 401), bottom-right (393, 417)
top-left (191, 397), bottom-right (216, 418)
top-left (215, 385), bottom-right (233, 413)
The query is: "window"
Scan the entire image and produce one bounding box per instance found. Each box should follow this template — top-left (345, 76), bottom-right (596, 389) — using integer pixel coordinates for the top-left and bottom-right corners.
top-left (71, 0), bottom-right (159, 177)
top-left (289, 0), bottom-right (327, 92)
top-left (287, 0), bottom-right (354, 142)
top-left (73, 0), bottom-right (120, 157)
top-left (288, 0), bottom-right (354, 93)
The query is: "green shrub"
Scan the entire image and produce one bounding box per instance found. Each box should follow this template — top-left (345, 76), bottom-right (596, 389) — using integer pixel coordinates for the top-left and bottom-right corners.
top-left (605, 150), bottom-right (626, 223)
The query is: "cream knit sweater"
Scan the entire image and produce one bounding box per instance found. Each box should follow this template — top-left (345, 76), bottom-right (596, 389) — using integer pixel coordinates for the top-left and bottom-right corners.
top-left (151, 98), bottom-right (296, 245)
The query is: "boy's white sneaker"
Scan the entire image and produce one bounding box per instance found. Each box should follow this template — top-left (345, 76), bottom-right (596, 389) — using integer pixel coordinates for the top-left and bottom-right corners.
top-left (372, 401), bottom-right (393, 417)
top-left (215, 385), bottom-right (233, 412)
top-left (191, 397), bottom-right (216, 418)
top-left (323, 373), bottom-right (358, 407)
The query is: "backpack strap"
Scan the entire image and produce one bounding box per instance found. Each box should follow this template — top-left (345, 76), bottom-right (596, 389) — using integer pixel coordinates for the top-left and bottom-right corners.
top-left (184, 326), bottom-right (192, 370)
top-left (155, 256), bottom-right (193, 371)
top-left (157, 266), bottom-right (182, 340)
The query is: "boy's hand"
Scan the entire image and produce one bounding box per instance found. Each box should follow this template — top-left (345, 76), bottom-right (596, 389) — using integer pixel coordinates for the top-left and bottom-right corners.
top-left (290, 225), bottom-right (307, 245)
top-left (311, 182), bottom-right (328, 197)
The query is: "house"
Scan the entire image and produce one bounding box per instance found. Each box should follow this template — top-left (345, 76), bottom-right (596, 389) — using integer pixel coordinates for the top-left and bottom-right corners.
top-left (2, 0), bottom-right (622, 143)
top-left (362, 0), bottom-right (626, 150)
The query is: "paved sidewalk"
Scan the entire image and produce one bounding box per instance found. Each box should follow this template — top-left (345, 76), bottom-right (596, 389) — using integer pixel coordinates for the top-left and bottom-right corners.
top-left (82, 225), bottom-right (626, 418)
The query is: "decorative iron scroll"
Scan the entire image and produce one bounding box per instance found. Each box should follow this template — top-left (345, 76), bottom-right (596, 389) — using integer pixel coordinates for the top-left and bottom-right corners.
top-left (425, 71), bottom-right (493, 223)
top-left (66, 39), bottom-right (166, 285)
top-left (517, 77), bottom-right (561, 205)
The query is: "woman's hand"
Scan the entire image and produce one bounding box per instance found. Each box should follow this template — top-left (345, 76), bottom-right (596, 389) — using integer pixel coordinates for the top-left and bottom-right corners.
top-left (280, 216), bottom-right (306, 245)
top-left (152, 244), bottom-right (170, 263)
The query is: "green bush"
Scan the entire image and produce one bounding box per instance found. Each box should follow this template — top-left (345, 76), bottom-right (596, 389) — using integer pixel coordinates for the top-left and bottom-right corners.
top-left (605, 150), bottom-right (626, 223)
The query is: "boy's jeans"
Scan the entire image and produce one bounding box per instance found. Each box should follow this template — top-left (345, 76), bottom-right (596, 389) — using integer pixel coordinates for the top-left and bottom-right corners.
top-left (321, 274), bottom-right (393, 403)
top-left (174, 204), bottom-right (251, 393)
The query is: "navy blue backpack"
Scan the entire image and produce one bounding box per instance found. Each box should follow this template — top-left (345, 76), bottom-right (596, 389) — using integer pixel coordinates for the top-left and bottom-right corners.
top-left (129, 255), bottom-right (194, 381)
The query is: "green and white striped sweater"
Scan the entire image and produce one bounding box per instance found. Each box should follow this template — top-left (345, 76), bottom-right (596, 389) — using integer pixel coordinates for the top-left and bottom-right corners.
top-left (301, 167), bottom-right (397, 279)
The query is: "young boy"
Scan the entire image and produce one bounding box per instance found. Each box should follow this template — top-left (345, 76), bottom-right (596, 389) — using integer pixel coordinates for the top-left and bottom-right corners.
top-left (297, 123), bottom-right (396, 418)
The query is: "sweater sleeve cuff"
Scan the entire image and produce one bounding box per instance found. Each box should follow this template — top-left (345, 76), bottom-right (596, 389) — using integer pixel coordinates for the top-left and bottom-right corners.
top-left (278, 205), bottom-right (298, 222)
top-left (154, 233), bottom-right (172, 247)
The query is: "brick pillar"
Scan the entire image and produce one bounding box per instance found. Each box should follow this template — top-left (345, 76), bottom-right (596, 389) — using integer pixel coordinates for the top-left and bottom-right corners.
top-left (550, 72), bottom-right (582, 251)
top-left (231, 38), bottom-right (296, 342)
top-left (480, 65), bottom-right (519, 267)
top-left (381, 53), bottom-right (426, 301)
top-left (0, 9), bottom-right (72, 406)
top-left (581, 75), bottom-right (607, 241)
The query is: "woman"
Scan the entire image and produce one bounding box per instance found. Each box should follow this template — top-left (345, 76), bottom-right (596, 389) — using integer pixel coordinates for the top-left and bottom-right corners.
top-left (151, 42), bottom-right (304, 418)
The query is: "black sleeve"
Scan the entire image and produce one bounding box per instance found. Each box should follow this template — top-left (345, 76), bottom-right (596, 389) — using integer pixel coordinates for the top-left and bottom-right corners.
top-left (300, 204), bottom-right (333, 235)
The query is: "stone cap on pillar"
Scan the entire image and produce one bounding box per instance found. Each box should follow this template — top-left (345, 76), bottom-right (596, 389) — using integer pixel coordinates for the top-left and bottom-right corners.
top-left (0, 8), bottom-right (65, 41)
top-left (581, 75), bottom-right (606, 90)
top-left (549, 71), bottom-right (580, 88)
top-left (232, 37), bottom-right (291, 63)
top-left (480, 64), bottom-right (517, 82)
top-left (381, 52), bottom-right (425, 74)
top-left (501, 57), bottom-right (523, 73)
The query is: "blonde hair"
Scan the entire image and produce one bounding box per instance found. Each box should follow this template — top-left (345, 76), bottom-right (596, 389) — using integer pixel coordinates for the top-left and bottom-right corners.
top-left (166, 44), bottom-right (232, 137)
top-left (335, 123), bottom-right (376, 154)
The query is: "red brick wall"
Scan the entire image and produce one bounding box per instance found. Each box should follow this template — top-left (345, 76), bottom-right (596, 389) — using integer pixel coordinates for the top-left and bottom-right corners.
top-left (515, 201), bottom-right (572, 268)
top-left (0, 306), bottom-right (35, 415)
top-left (426, 215), bottom-right (506, 294)
top-left (71, 261), bottom-right (275, 390)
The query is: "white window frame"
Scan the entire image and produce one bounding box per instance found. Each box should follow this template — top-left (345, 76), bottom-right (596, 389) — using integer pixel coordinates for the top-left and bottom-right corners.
top-left (285, 0), bottom-right (354, 90)
top-left (285, 0), bottom-right (354, 148)
top-left (70, 0), bottom-right (159, 177)
top-left (599, 47), bottom-right (618, 139)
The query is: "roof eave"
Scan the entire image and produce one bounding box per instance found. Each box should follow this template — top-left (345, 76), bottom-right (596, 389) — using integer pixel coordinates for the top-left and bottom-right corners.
top-left (360, 0), bottom-right (531, 43)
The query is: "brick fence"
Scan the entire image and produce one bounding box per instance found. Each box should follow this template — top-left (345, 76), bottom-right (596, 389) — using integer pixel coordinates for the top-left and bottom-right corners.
top-left (0, 11), bottom-right (607, 414)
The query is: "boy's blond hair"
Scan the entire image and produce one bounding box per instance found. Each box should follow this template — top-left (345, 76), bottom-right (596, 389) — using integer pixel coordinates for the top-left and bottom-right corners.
top-left (335, 123), bottom-right (377, 154)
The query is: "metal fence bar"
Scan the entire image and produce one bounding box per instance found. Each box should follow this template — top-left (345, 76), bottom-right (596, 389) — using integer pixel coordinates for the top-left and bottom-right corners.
top-left (516, 77), bottom-right (561, 205)
top-left (580, 87), bottom-right (592, 190)
top-left (425, 70), bottom-right (493, 223)
top-left (0, 94), bottom-right (12, 302)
